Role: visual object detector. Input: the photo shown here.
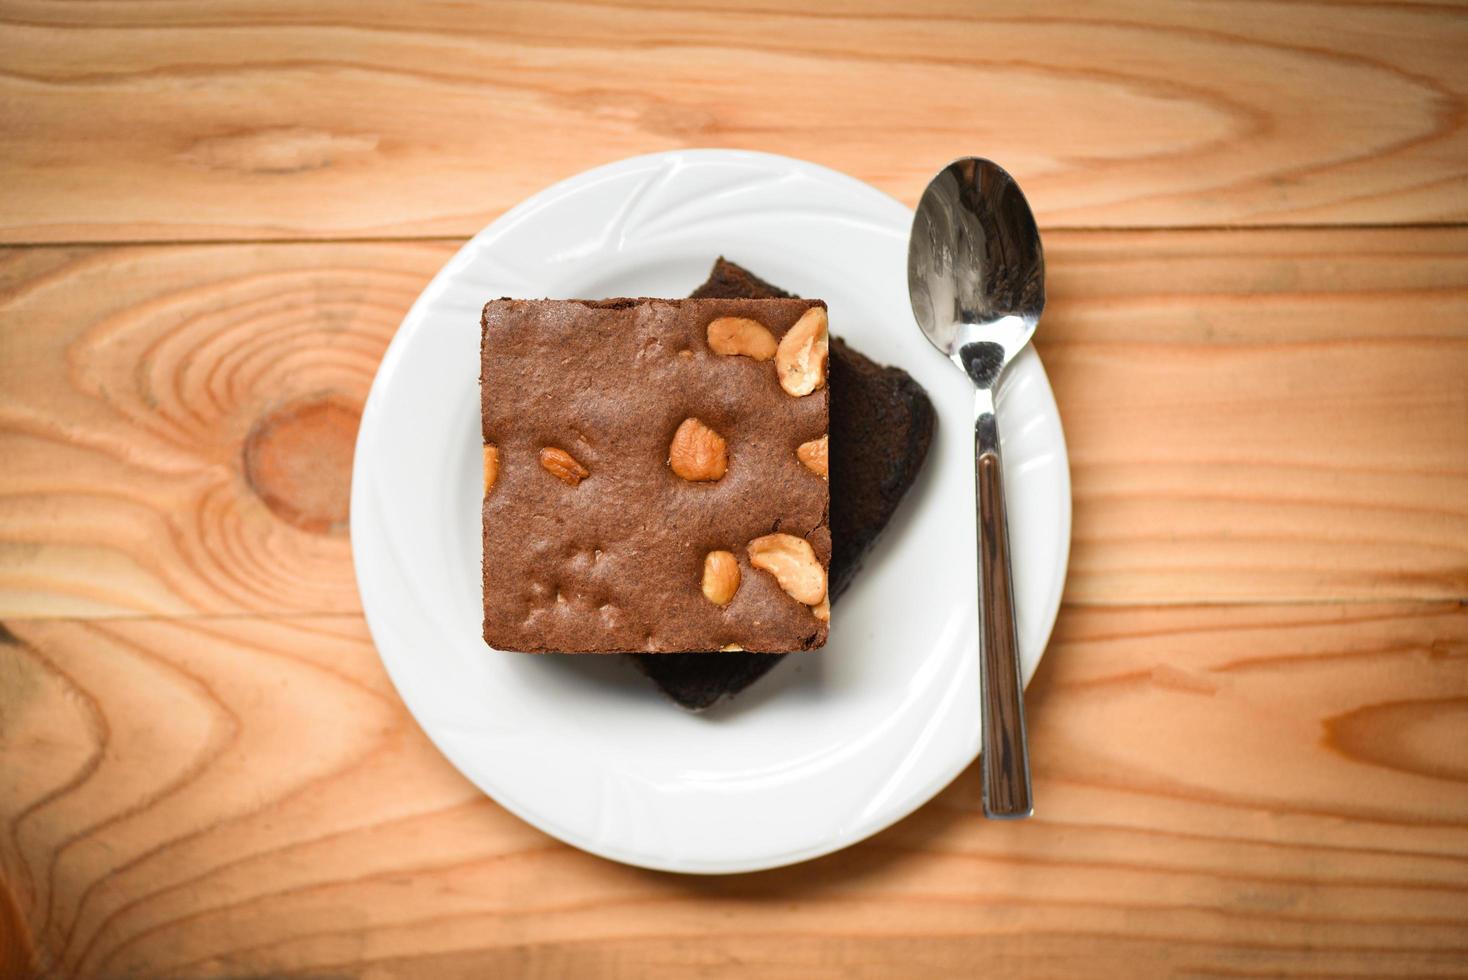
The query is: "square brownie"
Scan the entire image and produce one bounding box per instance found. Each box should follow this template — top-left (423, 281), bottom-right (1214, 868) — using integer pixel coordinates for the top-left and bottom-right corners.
top-left (481, 297), bottom-right (832, 653)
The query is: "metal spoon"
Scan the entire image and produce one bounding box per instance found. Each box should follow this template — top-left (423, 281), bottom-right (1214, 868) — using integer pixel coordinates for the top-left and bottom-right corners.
top-left (908, 158), bottom-right (1043, 819)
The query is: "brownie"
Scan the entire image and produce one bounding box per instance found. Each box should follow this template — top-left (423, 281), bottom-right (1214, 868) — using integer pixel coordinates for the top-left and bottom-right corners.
top-left (629, 259), bottom-right (937, 708)
top-left (481, 297), bottom-right (832, 653)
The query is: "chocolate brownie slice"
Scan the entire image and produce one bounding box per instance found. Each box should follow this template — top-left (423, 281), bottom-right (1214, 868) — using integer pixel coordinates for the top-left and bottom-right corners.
top-left (482, 297), bottom-right (831, 653)
top-left (629, 259), bottom-right (936, 707)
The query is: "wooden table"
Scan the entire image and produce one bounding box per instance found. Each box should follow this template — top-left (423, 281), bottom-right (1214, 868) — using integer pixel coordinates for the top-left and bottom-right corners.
top-left (2, 3), bottom-right (1466, 977)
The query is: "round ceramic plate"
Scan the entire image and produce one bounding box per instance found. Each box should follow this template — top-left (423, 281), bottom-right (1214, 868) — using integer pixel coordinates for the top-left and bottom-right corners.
top-left (352, 150), bottom-right (1070, 874)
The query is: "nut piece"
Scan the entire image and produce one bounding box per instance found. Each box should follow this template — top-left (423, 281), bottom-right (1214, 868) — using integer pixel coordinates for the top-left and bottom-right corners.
top-left (797, 435), bottom-right (828, 478)
top-left (669, 418), bottom-right (728, 482)
top-left (812, 595), bottom-right (830, 623)
top-left (539, 446), bottom-right (589, 485)
top-left (707, 316), bottom-right (777, 361)
top-left (721, 643), bottom-right (744, 652)
top-left (483, 444), bottom-right (500, 493)
top-left (701, 550), bottom-right (740, 606)
top-left (747, 533), bottom-right (827, 605)
top-left (776, 306), bottom-right (829, 397)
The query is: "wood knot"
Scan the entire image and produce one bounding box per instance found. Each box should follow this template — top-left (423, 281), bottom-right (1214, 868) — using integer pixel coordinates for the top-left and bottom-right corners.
top-left (243, 397), bottom-right (360, 534)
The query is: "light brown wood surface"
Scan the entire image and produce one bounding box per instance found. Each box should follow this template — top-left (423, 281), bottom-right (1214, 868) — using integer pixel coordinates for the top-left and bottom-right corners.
top-left (3, 607), bottom-right (1467, 978)
top-left (2, 2), bottom-right (1467, 978)
top-left (3, 0), bottom-right (1468, 240)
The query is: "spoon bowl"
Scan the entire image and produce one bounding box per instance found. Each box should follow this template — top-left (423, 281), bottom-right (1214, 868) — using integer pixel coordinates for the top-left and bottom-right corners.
top-left (909, 158), bottom-right (1045, 385)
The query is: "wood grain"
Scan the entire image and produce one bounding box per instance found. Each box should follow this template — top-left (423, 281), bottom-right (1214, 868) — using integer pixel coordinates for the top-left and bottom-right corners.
top-left (1, 604), bottom-right (1464, 979)
top-left (1044, 227), bottom-right (1468, 604)
top-left (1, 0), bottom-right (1466, 242)
top-left (3, 229), bottom-right (1464, 619)
top-left (0, 242), bottom-right (453, 618)
top-left (3, 5), bottom-right (1467, 975)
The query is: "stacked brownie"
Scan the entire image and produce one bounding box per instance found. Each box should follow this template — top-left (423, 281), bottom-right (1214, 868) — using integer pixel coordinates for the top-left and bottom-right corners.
top-left (481, 259), bottom-right (935, 708)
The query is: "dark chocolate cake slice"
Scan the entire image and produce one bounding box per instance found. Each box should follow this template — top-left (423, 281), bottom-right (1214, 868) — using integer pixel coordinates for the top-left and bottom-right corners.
top-left (628, 259), bottom-right (936, 709)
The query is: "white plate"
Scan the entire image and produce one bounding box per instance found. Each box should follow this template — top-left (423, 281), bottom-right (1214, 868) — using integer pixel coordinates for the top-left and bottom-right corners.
top-left (352, 150), bottom-right (1070, 874)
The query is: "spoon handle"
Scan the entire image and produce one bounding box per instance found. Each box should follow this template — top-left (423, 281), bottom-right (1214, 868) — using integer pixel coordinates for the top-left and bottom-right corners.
top-left (975, 393), bottom-right (1034, 819)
